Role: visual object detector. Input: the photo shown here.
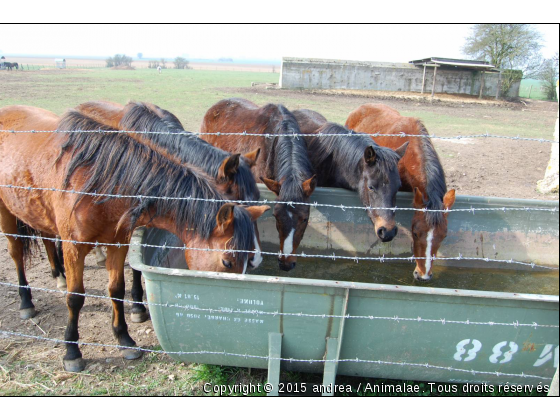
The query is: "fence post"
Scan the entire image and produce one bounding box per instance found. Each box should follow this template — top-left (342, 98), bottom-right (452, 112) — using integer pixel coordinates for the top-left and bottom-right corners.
top-left (537, 80), bottom-right (559, 194)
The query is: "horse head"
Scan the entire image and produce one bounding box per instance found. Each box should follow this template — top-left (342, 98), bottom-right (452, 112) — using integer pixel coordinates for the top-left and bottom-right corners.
top-left (260, 175), bottom-right (316, 271)
top-left (411, 188), bottom-right (456, 281)
top-left (360, 142), bottom-right (408, 242)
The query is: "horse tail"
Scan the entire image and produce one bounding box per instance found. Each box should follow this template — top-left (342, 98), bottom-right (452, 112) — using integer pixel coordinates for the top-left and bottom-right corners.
top-left (16, 219), bottom-right (40, 266)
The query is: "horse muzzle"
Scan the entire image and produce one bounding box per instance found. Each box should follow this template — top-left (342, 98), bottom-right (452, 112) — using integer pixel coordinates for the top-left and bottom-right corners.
top-left (377, 225), bottom-right (398, 242)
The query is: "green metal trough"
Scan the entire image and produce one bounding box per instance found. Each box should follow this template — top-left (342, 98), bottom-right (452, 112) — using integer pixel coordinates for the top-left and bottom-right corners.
top-left (128, 186), bottom-right (559, 395)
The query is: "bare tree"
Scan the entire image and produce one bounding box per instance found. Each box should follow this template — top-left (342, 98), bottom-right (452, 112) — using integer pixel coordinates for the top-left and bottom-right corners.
top-left (537, 52), bottom-right (559, 101)
top-left (174, 57), bottom-right (190, 69)
top-left (463, 24), bottom-right (543, 96)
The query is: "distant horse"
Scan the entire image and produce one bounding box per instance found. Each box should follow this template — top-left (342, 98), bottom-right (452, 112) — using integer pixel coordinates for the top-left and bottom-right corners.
top-left (293, 109), bottom-right (407, 243)
top-left (0, 105), bottom-right (269, 371)
top-left (76, 100), bottom-right (264, 321)
top-left (201, 98), bottom-right (316, 271)
top-left (4, 62), bottom-right (18, 70)
top-left (346, 104), bottom-right (456, 281)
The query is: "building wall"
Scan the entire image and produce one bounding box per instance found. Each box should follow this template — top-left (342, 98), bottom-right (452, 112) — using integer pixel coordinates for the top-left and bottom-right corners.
top-left (280, 57), bottom-right (521, 98)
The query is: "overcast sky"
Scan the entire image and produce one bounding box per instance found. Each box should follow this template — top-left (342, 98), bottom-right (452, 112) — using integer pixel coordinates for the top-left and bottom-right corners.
top-left (2, 24), bottom-right (558, 63)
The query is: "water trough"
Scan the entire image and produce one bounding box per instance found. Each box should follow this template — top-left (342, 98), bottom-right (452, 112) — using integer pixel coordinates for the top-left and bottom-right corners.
top-left (129, 185), bottom-right (559, 395)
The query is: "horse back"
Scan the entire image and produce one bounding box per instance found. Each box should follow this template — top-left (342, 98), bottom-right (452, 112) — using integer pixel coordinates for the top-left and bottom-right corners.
top-left (74, 101), bottom-right (125, 127)
top-left (292, 109), bottom-right (327, 134)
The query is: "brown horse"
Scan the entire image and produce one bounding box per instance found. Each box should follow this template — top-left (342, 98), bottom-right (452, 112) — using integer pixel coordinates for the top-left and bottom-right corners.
top-left (75, 100), bottom-right (265, 321)
top-left (0, 105), bottom-right (269, 371)
top-left (200, 98), bottom-right (316, 271)
top-left (346, 104), bottom-right (456, 281)
top-left (293, 109), bottom-right (407, 243)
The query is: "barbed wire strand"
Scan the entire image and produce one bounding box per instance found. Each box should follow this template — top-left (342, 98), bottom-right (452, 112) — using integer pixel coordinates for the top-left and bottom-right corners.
top-left (0, 330), bottom-right (552, 381)
top-left (1, 232), bottom-right (557, 270)
top-left (0, 129), bottom-right (557, 144)
top-left (0, 184), bottom-right (557, 214)
top-left (1, 280), bottom-right (556, 329)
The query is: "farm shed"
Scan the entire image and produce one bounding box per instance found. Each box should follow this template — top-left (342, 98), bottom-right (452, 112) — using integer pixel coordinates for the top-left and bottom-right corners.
top-left (55, 58), bottom-right (66, 69)
top-left (280, 57), bottom-right (520, 98)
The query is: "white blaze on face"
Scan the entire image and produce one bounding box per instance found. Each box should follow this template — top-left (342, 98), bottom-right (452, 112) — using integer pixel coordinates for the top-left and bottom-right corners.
top-left (283, 228), bottom-right (296, 257)
top-left (423, 228), bottom-right (435, 278)
top-left (242, 258), bottom-right (248, 275)
top-left (250, 234), bottom-right (263, 269)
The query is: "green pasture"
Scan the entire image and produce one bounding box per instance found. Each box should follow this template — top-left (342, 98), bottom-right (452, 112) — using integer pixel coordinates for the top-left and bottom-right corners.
top-left (0, 67), bottom-right (556, 140)
top-left (519, 79), bottom-right (552, 101)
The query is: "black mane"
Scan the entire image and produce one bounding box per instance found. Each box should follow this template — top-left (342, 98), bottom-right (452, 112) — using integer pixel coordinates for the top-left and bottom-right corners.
top-left (418, 123), bottom-right (448, 227)
top-left (306, 122), bottom-right (402, 189)
top-left (56, 110), bottom-right (255, 263)
top-left (120, 102), bottom-right (260, 201)
top-left (268, 105), bottom-right (314, 201)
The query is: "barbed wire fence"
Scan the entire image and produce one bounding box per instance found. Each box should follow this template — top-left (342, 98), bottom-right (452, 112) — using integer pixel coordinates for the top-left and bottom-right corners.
top-left (0, 129), bottom-right (558, 385)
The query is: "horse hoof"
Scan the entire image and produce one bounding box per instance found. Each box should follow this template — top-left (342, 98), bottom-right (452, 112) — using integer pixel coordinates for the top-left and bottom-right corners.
top-left (20, 307), bottom-right (37, 320)
top-left (131, 312), bottom-right (150, 323)
top-left (57, 277), bottom-right (67, 291)
top-left (122, 348), bottom-right (143, 360)
top-left (63, 358), bottom-right (86, 372)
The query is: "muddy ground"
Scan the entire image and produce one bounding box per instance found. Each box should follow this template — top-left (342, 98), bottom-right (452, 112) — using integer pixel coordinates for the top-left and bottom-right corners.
top-left (0, 90), bottom-right (558, 395)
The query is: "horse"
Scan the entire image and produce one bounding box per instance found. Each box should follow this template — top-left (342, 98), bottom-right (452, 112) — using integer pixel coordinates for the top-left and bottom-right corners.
top-left (292, 109), bottom-right (407, 243)
top-left (4, 62), bottom-right (18, 71)
top-left (75, 100), bottom-right (263, 321)
top-left (200, 98), bottom-right (316, 271)
top-left (345, 104), bottom-right (456, 281)
top-left (0, 105), bottom-right (269, 371)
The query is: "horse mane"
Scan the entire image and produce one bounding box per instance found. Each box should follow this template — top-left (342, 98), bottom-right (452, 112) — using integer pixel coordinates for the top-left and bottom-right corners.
top-left (56, 109), bottom-right (255, 262)
top-left (417, 122), bottom-right (447, 227)
top-left (269, 105), bottom-right (314, 200)
top-left (119, 102), bottom-right (260, 201)
top-left (307, 122), bottom-right (402, 186)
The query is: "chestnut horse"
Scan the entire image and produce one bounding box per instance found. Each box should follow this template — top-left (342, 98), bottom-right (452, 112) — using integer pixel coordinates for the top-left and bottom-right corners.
top-left (75, 100), bottom-right (264, 321)
top-left (200, 98), bottom-right (316, 271)
top-left (346, 104), bottom-right (456, 281)
top-left (0, 105), bottom-right (269, 371)
top-left (293, 109), bottom-right (407, 243)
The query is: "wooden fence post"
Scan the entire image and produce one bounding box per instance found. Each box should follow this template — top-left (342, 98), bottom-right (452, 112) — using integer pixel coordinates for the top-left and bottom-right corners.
top-left (537, 80), bottom-right (559, 194)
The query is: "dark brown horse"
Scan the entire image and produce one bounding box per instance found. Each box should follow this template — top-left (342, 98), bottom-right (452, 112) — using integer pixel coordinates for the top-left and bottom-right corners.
top-left (75, 100), bottom-right (265, 321)
top-left (0, 105), bottom-right (269, 371)
top-left (4, 62), bottom-right (18, 70)
top-left (201, 98), bottom-right (316, 271)
top-left (346, 104), bottom-right (456, 281)
top-left (293, 109), bottom-right (407, 243)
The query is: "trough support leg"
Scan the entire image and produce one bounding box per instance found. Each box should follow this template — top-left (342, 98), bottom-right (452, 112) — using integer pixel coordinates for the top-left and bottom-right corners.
top-left (267, 332), bottom-right (283, 396)
top-left (322, 337), bottom-right (340, 396)
top-left (321, 288), bottom-right (350, 396)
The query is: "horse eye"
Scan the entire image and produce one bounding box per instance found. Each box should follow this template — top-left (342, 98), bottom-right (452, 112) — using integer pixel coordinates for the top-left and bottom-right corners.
top-left (413, 232), bottom-right (419, 239)
top-left (222, 259), bottom-right (233, 269)
top-left (368, 185), bottom-right (375, 191)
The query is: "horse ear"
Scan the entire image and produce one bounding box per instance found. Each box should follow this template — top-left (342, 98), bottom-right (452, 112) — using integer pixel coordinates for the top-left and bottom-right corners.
top-left (302, 175), bottom-right (317, 198)
top-left (216, 203), bottom-right (235, 233)
top-left (245, 205), bottom-right (270, 221)
top-left (443, 189), bottom-right (456, 213)
top-left (243, 148), bottom-right (261, 168)
top-left (413, 187), bottom-right (426, 209)
top-left (218, 154), bottom-right (240, 182)
top-left (364, 146), bottom-right (376, 166)
top-left (260, 177), bottom-right (281, 196)
top-left (395, 142), bottom-right (409, 159)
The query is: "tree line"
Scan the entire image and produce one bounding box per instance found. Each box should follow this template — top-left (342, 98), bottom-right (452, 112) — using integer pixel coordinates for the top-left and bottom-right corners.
top-left (106, 54), bottom-right (192, 70)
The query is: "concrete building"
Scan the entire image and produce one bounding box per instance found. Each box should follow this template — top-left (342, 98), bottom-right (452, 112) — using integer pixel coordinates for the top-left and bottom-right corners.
top-left (280, 57), bottom-right (520, 98)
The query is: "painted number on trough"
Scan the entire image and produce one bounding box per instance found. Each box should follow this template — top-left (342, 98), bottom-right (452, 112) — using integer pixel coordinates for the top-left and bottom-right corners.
top-left (454, 339), bottom-right (559, 368)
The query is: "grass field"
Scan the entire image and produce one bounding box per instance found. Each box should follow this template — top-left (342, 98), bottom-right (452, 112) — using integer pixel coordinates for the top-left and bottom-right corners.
top-left (1, 67), bottom-right (557, 140)
top-left (0, 67), bottom-right (556, 396)
top-left (519, 79), bottom-right (554, 101)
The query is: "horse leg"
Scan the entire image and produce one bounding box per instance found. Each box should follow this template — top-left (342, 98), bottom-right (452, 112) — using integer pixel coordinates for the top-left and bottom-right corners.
top-left (94, 246), bottom-right (106, 266)
top-left (106, 246), bottom-right (142, 361)
top-left (130, 269), bottom-right (149, 323)
top-left (0, 205), bottom-right (36, 319)
top-left (43, 238), bottom-right (67, 291)
top-left (61, 241), bottom-right (91, 372)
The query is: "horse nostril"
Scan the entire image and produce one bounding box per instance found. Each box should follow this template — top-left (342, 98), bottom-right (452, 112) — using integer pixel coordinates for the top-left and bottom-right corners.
top-left (290, 262), bottom-right (296, 270)
top-left (377, 227), bottom-right (386, 239)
